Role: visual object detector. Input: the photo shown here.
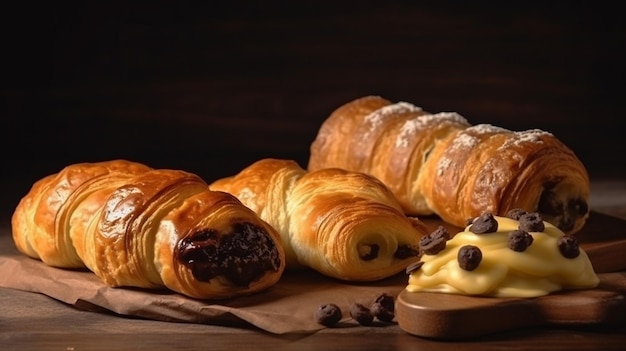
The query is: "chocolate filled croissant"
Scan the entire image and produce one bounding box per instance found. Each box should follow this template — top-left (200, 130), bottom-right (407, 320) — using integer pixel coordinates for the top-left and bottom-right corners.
top-left (209, 158), bottom-right (428, 282)
top-left (308, 95), bottom-right (590, 234)
top-left (11, 159), bottom-right (286, 299)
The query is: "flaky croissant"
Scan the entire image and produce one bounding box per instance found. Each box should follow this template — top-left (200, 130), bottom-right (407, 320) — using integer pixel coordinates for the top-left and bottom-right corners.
top-left (308, 95), bottom-right (590, 234)
top-left (209, 158), bottom-right (428, 282)
top-left (11, 159), bottom-right (286, 299)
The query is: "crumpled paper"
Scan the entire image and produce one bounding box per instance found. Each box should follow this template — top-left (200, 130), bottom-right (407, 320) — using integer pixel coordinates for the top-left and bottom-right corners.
top-left (0, 243), bottom-right (407, 334)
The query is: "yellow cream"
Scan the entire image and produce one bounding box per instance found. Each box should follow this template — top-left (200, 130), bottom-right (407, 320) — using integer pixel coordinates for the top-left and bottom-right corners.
top-left (406, 215), bottom-right (599, 297)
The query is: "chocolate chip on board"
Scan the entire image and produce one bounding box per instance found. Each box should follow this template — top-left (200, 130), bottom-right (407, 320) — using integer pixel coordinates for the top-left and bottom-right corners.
top-left (371, 292), bottom-right (396, 323)
top-left (469, 213), bottom-right (498, 234)
top-left (458, 245), bottom-right (482, 271)
top-left (315, 303), bottom-right (343, 327)
top-left (370, 302), bottom-right (395, 323)
top-left (518, 212), bottom-right (545, 232)
top-left (350, 303), bottom-right (374, 326)
top-left (373, 293), bottom-right (395, 311)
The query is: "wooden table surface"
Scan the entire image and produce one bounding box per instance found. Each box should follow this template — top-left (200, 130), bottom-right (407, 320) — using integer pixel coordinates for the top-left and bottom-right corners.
top-left (2, 3), bottom-right (626, 350)
top-left (1, 179), bottom-right (625, 351)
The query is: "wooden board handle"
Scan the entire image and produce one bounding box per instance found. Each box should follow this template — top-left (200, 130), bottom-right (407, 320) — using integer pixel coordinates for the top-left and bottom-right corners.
top-left (396, 273), bottom-right (626, 340)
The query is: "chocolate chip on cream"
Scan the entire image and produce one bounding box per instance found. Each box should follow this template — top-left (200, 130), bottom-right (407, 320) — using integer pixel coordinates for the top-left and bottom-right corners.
top-left (406, 212), bottom-right (599, 298)
top-left (419, 225), bottom-right (450, 255)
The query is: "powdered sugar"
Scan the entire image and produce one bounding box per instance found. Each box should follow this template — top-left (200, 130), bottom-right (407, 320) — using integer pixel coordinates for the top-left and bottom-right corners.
top-left (498, 129), bottom-right (552, 151)
top-left (364, 102), bottom-right (422, 134)
top-left (395, 112), bottom-right (469, 148)
top-left (436, 157), bottom-right (452, 176)
top-left (466, 123), bottom-right (510, 135)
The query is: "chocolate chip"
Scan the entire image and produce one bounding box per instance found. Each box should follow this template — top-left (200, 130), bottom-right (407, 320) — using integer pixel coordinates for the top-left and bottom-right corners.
top-left (350, 303), bottom-right (374, 326)
top-left (507, 229), bottom-right (534, 252)
top-left (371, 302), bottom-right (395, 323)
top-left (458, 245), bottom-right (482, 271)
top-left (373, 293), bottom-right (395, 311)
top-left (405, 261), bottom-right (424, 274)
top-left (371, 293), bottom-right (395, 322)
top-left (518, 212), bottom-right (545, 232)
top-left (419, 226), bottom-right (450, 255)
top-left (558, 235), bottom-right (580, 258)
top-left (469, 213), bottom-right (498, 234)
top-left (315, 303), bottom-right (343, 327)
top-left (505, 208), bottom-right (527, 220)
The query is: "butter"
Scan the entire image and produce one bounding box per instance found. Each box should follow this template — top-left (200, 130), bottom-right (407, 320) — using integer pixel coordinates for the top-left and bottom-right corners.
top-left (406, 214), bottom-right (599, 298)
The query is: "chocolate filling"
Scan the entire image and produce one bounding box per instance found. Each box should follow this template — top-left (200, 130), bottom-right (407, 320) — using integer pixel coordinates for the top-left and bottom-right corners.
top-left (537, 185), bottom-right (588, 233)
top-left (176, 222), bottom-right (282, 287)
top-left (394, 244), bottom-right (419, 259)
top-left (537, 190), bottom-right (562, 216)
top-left (360, 244), bottom-right (380, 261)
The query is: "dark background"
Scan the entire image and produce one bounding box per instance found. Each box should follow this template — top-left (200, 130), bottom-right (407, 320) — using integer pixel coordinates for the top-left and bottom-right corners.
top-left (2, 2), bottom-right (624, 215)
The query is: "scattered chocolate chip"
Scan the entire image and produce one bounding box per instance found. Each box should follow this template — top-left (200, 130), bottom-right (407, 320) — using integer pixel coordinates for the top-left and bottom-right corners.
top-left (505, 208), bottom-right (527, 220)
top-left (371, 302), bottom-right (395, 323)
top-left (419, 226), bottom-right (450, 255)
top-left (373, 293), bottom-right (395, 312)
top-left (371, 293), bottom-right (396, 322)
top-left (405, 261), bottom-right (424, 274)
top-left (518, 212), bottom-right (545, 232)
top-left (315, 304), bottom-right (343, 327)
top-left (458, 245), bottom-right (482, 271)
top-left (558, 235), bottom-right (580, 258)
top-left (508, 229), bottom-right (534, 252)
top-left (469, 213), bottom-right (498, 234)
top-left (350, 303), bottom-right (374, 326)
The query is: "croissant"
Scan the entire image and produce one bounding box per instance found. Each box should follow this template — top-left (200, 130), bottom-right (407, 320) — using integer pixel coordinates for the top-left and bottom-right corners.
top-left (209, 158), bottom-right (428, 282)
top-left (308, 95), bottom-right (590, 234)
top-left (11, 159), bottom-right (286, 299)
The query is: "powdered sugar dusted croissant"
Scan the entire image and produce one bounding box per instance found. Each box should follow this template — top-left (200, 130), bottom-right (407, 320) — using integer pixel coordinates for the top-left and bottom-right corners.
top-left (209, 158), bottom-right (428, 281)
top-left (309, 95), bottom-right (590, 234)
top-left (11, 159), bottom-right (286, 299)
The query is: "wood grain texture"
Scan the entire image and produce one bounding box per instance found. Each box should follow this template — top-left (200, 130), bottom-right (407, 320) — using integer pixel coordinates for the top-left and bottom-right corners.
top-left (397, 211), bottom-right (626, 340)
top-left (397, 273), bottom-right (626, 340)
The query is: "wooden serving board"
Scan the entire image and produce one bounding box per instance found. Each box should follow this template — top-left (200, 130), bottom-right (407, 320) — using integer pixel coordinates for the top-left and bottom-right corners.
top-left (397, 212), bottom-right (626, 340)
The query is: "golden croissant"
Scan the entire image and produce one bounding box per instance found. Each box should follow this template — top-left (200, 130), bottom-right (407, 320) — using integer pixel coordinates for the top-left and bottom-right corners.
top-left (11, 159), bottom-right (286, 299)
top-left (209, 158), bottom-right (428, 281)
top-left (308, 95), bottom-right (590, 234)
